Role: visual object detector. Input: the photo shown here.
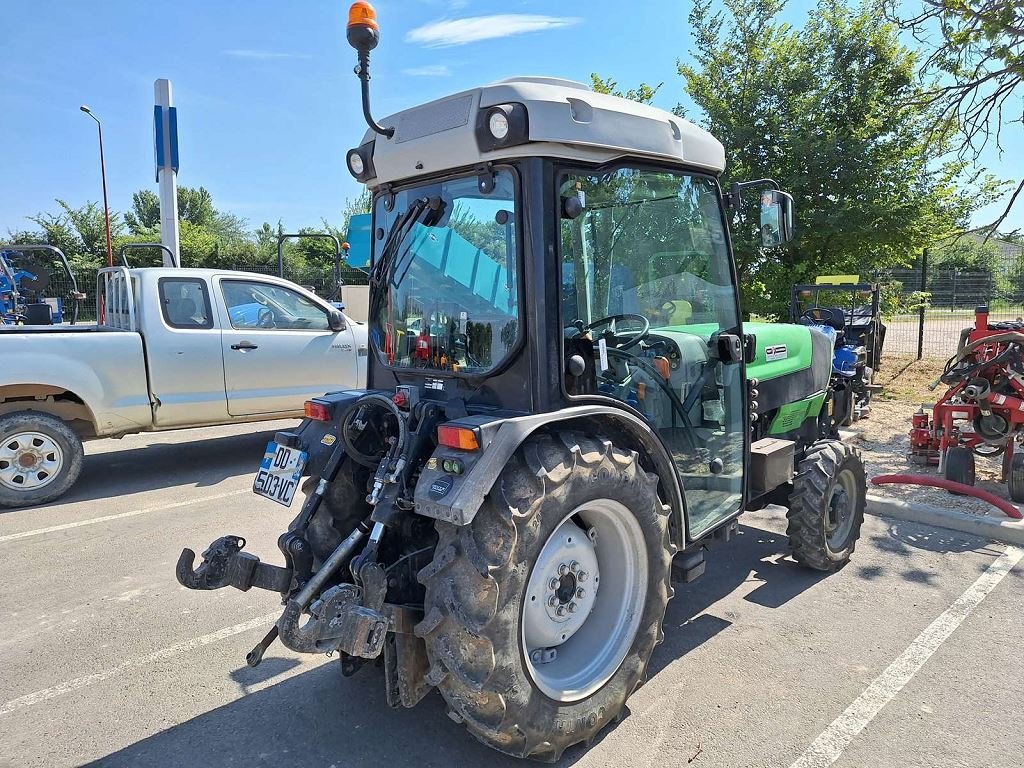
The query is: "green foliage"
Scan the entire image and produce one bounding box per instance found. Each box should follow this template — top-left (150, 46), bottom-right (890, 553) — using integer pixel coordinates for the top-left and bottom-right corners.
top-left (930, 236), bottom-right (1002, 272)
top-left (666, 0), bottom-right (1003, 316)
top-left (9, 187), bottom-right (373, 287)
top-left (589, 74), bottom-right (662, 104)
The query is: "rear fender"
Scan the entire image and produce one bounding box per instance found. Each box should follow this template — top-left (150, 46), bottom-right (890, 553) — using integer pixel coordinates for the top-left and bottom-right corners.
top-left (413, 405), bottom-right (688, 549)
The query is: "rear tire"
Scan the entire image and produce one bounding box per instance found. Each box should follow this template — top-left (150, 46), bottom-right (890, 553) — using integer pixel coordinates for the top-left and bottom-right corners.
top-left (0, 412), bottom-right (84, 508)
top-left (300, 462), bottom-right (372, 565)
top-left (787, 439), bottom-right (866, 572)
top-left (1008, 452), bottom-right (1024, 504)
top-left (944, 447), bottom-right (975, 493)
top-left (416, 432), bottom-right (673, 761)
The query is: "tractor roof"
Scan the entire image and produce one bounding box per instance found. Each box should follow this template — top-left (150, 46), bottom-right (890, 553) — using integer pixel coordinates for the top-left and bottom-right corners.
top-left (357, 76), bottom-right (725, 187)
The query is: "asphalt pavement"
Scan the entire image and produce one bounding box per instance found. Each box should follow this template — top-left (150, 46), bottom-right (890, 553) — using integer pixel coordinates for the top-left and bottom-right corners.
top-left (1, 422), bottom-right (1021, 768)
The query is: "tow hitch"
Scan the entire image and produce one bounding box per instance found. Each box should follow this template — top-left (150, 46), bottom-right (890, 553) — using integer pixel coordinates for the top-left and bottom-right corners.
top-left (176, 535), bottom-right (293, 593)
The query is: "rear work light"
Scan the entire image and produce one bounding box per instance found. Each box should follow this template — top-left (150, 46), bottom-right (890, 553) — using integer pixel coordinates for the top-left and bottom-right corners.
top-left (304, 401), bottom-right (332, 421)
top-left (437, 424), bottom-right (480, 451)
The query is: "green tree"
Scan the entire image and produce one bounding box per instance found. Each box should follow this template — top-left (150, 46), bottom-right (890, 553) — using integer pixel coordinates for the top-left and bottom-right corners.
top-left (589, 74), bottom-right (662, 104)
top-left (888, 0), bottom-right (1023, 230)
top-left (123, 190), bottom-right (161, 234)
top-left (671, 0), bottom-right (1002, 315)
top-left (27, 200), bottom-right (124, 270)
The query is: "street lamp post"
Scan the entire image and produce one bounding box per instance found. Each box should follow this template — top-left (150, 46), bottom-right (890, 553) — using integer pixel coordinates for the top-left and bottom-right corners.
top-left (79, 105), bottom-right (113, 267)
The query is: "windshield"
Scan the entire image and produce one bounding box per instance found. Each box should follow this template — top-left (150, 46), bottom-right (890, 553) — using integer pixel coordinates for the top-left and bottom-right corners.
top-left (370, 169), bottom-right (519, 373)
top-left (561, 168), bottom-right (738, 333)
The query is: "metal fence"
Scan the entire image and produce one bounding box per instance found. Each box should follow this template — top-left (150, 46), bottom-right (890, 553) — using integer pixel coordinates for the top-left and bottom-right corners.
top-left (875, 260), bottom-right (1024, 361)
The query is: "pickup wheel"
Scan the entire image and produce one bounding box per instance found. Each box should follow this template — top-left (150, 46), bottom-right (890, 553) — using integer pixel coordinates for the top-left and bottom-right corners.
top-left (0, 412), bottom-right (84, 508)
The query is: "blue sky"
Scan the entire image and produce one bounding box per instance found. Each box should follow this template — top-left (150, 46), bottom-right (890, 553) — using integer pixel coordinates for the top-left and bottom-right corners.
top-left (1, 0), bottom-right (1021, 236)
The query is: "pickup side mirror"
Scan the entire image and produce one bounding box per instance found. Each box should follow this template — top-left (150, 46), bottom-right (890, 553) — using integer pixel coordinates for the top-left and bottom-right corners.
top-left (327, 308), bottom-right (346, 331)
top-left (760, 190), bottom-right (794, 246)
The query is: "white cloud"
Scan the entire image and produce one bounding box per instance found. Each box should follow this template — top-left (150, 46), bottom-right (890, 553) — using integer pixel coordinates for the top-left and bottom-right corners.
top-left (406, 14), bottom-right (580, 48)
top-left (222, 49), bottom-right (312, 61)
top-left (401, 64), bottom-right (453, 77)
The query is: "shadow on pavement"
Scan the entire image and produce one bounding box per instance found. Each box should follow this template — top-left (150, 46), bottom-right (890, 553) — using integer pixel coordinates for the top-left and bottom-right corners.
top-left (87, 524), bottom-right (835, 768)
top-left (42, 429), bottom-right (282, 508)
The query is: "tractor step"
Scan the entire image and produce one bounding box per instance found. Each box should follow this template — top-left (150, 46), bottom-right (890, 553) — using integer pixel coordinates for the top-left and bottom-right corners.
top-left (672, 548), bottom-right (706, 583)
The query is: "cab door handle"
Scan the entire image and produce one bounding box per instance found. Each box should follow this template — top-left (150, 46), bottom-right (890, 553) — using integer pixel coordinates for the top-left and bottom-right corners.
top-left (231, 341), bottom-right (259, 351)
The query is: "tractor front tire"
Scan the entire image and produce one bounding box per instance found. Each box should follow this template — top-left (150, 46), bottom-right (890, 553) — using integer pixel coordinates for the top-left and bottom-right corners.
top-left (943, 447), bottom-right (975, 493)
top-left (0, 412), bottom-right (84, 508)
top-left (416, 432), bottom-right (673, 761)
top-left (787, 439), bottom-right (866, 572)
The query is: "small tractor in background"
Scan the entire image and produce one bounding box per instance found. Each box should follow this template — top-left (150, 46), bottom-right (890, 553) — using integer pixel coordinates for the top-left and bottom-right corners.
top-left (177, 3), bottom-right (868, 760)
top-left (910, 305), bottom-right (1024, 503)
top-left (790, 277), bottom-right (885, 427)
top-left (0, 245), bottom-right (85, 325)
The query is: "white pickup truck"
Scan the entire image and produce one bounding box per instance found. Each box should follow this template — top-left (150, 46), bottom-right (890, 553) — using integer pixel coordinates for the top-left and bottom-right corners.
top-left (0, 267), bottom-right (367, 507)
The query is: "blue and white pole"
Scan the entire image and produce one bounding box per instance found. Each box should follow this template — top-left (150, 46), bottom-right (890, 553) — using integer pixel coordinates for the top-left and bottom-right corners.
top-left (154, 79), bottom-right (180, 268)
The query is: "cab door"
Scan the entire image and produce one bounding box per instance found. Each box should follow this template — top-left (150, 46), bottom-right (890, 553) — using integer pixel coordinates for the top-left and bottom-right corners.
top-left (558, 167), bottom-right (747, 541)
top-left (216, 277), bottom-right (358, 416)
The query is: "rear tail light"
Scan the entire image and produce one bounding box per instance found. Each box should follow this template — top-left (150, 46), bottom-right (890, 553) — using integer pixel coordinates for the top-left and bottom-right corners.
top-left (304, 401), bottom-right (332, 421)
top-left (437, 424), bottom-right (480, 451)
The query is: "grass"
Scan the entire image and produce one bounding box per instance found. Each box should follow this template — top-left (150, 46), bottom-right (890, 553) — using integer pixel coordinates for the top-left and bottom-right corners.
top-left (877, 355), bottom-right (946, 404)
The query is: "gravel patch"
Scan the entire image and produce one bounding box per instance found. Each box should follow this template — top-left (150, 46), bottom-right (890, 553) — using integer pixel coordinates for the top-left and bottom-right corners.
top-left (847, 397), bottom-right (1019, 517)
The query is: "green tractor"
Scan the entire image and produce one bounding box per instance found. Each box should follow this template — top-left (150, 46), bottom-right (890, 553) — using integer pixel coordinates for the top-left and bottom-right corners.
top-left (177, 4), bottom-right (865, 760)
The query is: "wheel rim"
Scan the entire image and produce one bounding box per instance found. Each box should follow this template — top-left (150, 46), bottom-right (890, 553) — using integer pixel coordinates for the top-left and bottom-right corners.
top-left (824, 467), bottom-right (857, 551)
top-left (0, 431), bottom-right (64, 491)
top-left (521, 499), bottom-right (648, 703)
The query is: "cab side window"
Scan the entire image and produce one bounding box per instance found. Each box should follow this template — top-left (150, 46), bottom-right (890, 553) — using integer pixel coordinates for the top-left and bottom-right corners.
top-left (159, 278), bottom-right (213, 329)
top-left (220, 280), bottom-right (330, 331)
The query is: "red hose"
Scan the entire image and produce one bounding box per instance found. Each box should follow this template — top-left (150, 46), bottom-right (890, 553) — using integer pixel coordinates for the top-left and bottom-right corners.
top-left (871, 474), bottom-right (1023, 520)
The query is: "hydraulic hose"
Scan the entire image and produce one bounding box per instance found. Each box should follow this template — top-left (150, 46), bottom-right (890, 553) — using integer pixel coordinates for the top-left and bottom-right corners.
top-left (870, 474), bottom-right (1022, 519)
top-left (341, 392), bottom-right (408, 468)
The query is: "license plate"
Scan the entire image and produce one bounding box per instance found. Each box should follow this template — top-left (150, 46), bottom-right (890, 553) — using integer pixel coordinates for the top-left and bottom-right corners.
top-left (253, 441), bottom-right (307, 507)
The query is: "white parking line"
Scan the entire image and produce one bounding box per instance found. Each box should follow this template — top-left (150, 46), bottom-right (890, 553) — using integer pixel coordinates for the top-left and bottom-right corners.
top-left (789, 545), bottom-right (1024, 768)
top-left (0, 488), bottom-right (250, 544)
top-left (0, 613), bottom-right (278, 716)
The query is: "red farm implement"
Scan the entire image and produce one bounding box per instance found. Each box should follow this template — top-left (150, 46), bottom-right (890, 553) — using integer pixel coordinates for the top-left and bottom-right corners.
top-left (909, 305), bottom-right (1024, 505)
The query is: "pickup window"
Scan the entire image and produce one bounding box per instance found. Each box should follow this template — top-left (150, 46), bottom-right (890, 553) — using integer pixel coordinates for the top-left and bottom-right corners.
top-left (220, 279), bottom-right (330, 331)
top-left (159, 277), bottom-right (214, 329)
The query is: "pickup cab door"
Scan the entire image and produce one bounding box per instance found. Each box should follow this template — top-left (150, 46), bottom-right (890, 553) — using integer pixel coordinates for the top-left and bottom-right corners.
top-left (216, 277), bottom-right (359, 417)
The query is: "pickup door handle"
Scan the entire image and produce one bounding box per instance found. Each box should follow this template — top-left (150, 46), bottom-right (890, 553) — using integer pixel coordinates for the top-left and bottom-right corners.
top-left (230, 341), bottom-right (259, 351)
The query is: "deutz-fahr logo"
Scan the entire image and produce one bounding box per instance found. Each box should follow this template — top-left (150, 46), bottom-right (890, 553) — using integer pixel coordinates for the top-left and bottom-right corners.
top-left (765, 344), bottom-right (788, 362)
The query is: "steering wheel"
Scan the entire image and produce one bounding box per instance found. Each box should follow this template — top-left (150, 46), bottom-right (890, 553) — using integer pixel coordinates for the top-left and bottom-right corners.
top-left (802, 307), bottom-right (836, 325)
top-left (258, 307), bottom-right (277, 329)
top-left (584, 313), bottom-right (650, 351)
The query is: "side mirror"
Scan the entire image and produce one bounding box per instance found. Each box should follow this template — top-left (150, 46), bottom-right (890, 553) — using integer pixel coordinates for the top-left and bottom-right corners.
top-left (760, 190), bottom-right (794, 246)
top-left (328, 308), bottom-right (346, 331)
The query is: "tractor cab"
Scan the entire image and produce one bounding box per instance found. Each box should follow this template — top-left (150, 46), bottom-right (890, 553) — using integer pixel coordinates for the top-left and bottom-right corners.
top-left (177, 4), bottom-right (865, 761)
top-left (351, 74), bottom-right (789, 538)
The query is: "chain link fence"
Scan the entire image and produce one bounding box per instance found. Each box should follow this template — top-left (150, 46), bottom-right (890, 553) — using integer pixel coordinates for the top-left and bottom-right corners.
top-left (875, 260), bottom-right (1024, 361)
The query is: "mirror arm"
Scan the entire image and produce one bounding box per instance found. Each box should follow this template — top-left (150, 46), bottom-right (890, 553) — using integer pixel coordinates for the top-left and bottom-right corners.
top-left (726, 178), bottom-right (780, 210)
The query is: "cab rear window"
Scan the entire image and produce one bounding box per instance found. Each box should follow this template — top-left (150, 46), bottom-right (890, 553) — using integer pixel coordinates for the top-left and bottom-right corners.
top-left (159, 278), bottom-right (213, 329)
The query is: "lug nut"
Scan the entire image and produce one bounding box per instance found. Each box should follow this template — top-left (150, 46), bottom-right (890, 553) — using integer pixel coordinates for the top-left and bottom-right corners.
top-left (569, 560), bottom-right (580, 572)
top-left (558, 563), bottom-right (570, 576)
top-left (556, 605), bottom-right (567, 617)
top-left (577, 570), bottom-right (588, 582)
top-left (547, 596), bottom-right (558, 607)
top-left (576, 588), bottom-right (586, 599)
top-left (567, 602), bottom-right (578, 613)
top-left (549, 577), bottom-right (560, 590)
